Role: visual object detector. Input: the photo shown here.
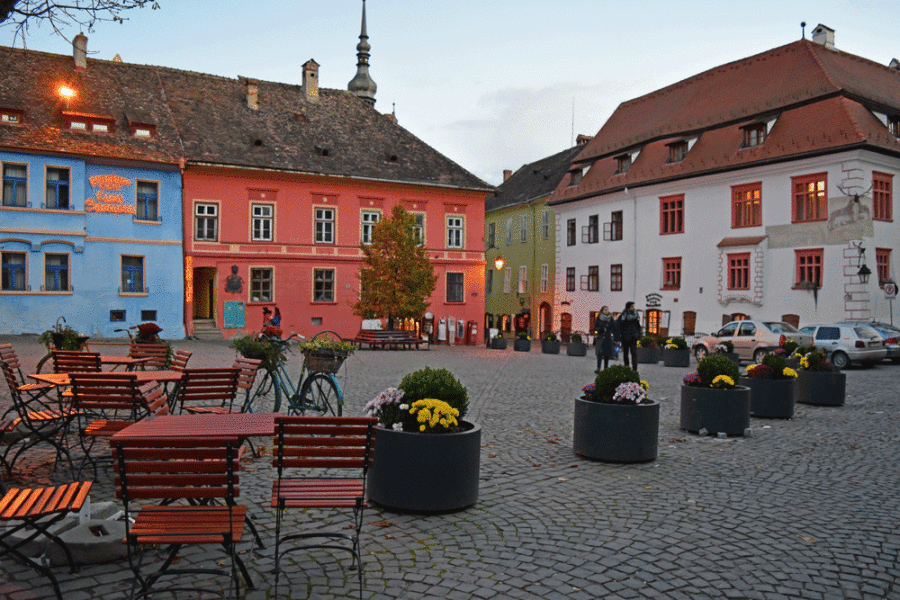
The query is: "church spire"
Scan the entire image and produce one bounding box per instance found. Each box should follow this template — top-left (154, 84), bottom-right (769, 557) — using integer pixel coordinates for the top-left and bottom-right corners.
top-left (347, 0), bottom-right (377, 105)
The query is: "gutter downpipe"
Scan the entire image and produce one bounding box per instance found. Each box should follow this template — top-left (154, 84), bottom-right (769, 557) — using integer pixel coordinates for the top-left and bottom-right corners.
top-left (628, 187), bottom-right (638, 302)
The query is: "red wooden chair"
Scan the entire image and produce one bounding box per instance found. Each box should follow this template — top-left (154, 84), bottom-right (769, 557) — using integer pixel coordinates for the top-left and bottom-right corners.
top-left (51, 349), bottom-right (101, 374)
top-left (232, 357), bottom-right (263, 412)
top-left (173, 367), bottom-right (241, 415)
top-left (171, 350), bottom-right (192, 371)
top-left (112, 435), bottom-right (253, 599)
top-left (271, 416), bottom-right (377, 599)
top-left (0, 481), bottom-right (93, 600)
top-left (128, 342), bottom-right (169, 370)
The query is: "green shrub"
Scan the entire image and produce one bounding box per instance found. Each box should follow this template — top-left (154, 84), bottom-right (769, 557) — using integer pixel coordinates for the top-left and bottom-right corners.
top-left (781, 340), bottom-right (799, 354)
top-left (231, 335), bottom-right (286, 372)
top-left (637, 335), bottom-right (657, 348)
top-left (665, 337), bottom-right (688, 349)
top-left (399, 367), bottom-right (469, 419)
top-left (543, 331), bottom-right (557, 341)
top-left (593, 364), bottom-right (640, 403)
top-left (761, 352), bottom-right (788, 372)
top-left (570, 332), bottom-right (583, 343)
top-left (696, 353), bottom-right (740, 387)
top-left (717, 340), bottom-right (735, 353)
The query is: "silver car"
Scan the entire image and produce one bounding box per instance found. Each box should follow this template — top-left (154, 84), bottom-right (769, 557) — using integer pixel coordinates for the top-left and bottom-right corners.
top-left (693, 320), bottom-right (812, 364)
top-left (798, 324), bottom-right (887, 369)
top-left (838, 321), bottom-right (900, 364)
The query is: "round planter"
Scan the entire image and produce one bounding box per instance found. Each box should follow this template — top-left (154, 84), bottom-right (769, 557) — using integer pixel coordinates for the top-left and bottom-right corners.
top-left (367, 421), bottom-right (481, 513)
top-left (680, 384), bottom-right (751, 436)
top-left (490, 337), bottom-right (507, 350)
top-left (720, 351), bottom-right (741, 365)
top-left (573, 397), bottom-right (659, 463)
top-left (739, 376), bottom-right (797, 419)
top-left (513, 339), bottom-right (531, 352)
top-left (635, 346), bottom-right (658, 364)
top-left (566, 341), bottom-right (587, 356)
top-left (796, 370), bottom-right (846, 406)
top-left (663, 348), bottom-right (691, 368)
top-left (541, 340), bottom-right (560, 354)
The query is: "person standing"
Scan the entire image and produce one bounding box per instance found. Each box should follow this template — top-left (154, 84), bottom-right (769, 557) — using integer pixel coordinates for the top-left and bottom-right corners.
top-left (617, 301), bottom-right (642, 373)
top-left (593, 306), bottom-right (615, 374)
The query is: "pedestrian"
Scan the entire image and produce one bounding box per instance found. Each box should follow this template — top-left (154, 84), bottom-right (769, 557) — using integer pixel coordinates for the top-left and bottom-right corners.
top-left (617, 301), bottom-right (642, 373)
top-left (593, 305), bottom-right (616, 373)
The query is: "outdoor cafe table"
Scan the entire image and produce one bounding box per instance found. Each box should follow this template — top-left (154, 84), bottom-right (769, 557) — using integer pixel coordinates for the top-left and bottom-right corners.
top-left (111, 412), bottom-right (278, 441)
top-left (29, 370), bottom-right (185, 387)
top-left (99, 356), bottom-right (153, 371)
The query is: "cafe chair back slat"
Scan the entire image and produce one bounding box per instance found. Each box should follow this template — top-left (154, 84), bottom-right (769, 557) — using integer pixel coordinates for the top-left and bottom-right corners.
top-left (271, 416), bottom-right (377, 599)
top-left (128, 342), bottom-right (169, 370)
top-left (232, 357), bottom-right (263, 412)
top-left (112, 436), bottom-right (252, 599)
top-left (1, 345), bottom-right (77, 477)
top-left (51, 350), bottom-right (101, 374)
top-left (171, 350), bottom-right (192, 371)
top-left (0, 480), bottom-right (93, 600)
top-left (174, 367), bottom-right (241, 415)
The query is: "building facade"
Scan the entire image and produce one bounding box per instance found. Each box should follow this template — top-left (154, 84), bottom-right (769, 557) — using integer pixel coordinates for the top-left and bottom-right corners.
top-left (549, 30), bottom-right (899, 338)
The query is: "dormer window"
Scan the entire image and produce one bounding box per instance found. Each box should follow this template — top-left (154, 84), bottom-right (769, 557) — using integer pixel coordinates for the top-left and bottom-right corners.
top-left (615, 154), bottom-right (631, 174)
top-left (889, 115), bottom-right (900, 138)
top-left (1, 109), bottom-right (24, 125)
top-left (567, 166), bottom-right (586, 187)
top-left (742, 123), bottom-right (767, 148)
top-left (132, 125), bottom-right (155, 138)
top-left (667, 141), bottom-right (688, 163)
top-left (63, 112), bottom-right (114, 134)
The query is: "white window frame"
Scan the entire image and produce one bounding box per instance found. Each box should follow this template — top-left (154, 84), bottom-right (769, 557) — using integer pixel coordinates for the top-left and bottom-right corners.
top-left (446, 215), bottom-right (464, 249)
top-left (251, 203), bottom-right (274, 241)
top-left (503, 266), bottom-right (511, 294)
top-left (250, 267), bottom-right (273, 302)
top-left (313, 268), bottom-right (335, 302)
top-left (520, 215), bottom-right (528, 242)
top-left (315, 207), bottom-right (335, 244)
top-left (540, 263), bottom-right (549, 293)
top-left (361, 210), bottom-right (380, 245)
top-left (446, 272), bottom-right (465, 303)
top-left (541, 210), bottom-right (549, 240)
top-left (518, 265), bottom-right (527, 293)
top-left (194, 202), bottom-right (218, 241)
top-left (412, 213), bottom-right (425, 246)
top-left (506, 217), bottom-right (513, 245)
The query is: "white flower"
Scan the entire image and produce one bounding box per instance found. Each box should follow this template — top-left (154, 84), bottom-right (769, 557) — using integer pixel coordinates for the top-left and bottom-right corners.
top-left (392, 422), bottom-right (404, 431)
top-left (399, 404), bottom-right (409, 410)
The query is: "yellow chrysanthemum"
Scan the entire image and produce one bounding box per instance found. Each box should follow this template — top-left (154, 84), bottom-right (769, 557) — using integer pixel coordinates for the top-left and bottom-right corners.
top-left (640, 380), bottom-right (649, 391)
top-left (409, 399), bottom-right (458, 433)
top-left (783, 367), bottom-right (798, 378)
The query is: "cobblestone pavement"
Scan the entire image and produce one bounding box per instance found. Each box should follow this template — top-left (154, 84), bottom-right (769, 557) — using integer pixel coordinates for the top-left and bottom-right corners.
top-left (1, 335), bottom-right (898, 600)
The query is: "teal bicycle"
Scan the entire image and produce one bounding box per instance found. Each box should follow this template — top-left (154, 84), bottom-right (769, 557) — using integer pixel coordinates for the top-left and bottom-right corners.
top-left (251, 331), bottom-right (348, 416)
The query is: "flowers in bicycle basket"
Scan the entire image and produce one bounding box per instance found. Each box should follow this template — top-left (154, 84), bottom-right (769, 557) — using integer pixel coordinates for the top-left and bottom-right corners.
top-left (367, 366), bottom-right (469, 433)
top-left (296, 337), bottom-right (357, 356)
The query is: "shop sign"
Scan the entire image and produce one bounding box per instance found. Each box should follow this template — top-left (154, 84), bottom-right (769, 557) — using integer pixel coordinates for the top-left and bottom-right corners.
top-left (85, 174), bottom-right (136, 214)
top-left (645, 292), bottom-right (662, 308)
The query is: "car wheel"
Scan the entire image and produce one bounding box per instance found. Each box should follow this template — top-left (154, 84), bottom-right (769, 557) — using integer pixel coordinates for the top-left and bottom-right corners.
top-left (831, 351), bottom-right (850, 369)
top-left (694, 345), bottom-right (708, 361)
top-left (753, 348), bottom-right (768, 364)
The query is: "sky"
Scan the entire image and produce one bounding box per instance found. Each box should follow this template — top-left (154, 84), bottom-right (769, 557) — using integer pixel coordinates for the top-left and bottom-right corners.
top-left (3, 0), bottom-right (900, 186)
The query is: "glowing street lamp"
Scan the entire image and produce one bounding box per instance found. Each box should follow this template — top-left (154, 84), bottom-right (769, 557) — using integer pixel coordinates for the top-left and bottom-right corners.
top-left (58, 85), bottom-right (76, 99)
top-left (493, 255), bottom-right (505, 271)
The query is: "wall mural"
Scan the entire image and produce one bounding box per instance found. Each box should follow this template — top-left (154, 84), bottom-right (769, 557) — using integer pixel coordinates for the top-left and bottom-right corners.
top-left (766, 195), bottom-right (874, 249)
top-left (224, 265), bottom-right (243, 294)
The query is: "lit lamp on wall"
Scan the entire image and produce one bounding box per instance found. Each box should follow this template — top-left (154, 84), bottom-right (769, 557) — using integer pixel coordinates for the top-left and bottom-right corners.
top-left (493, 255), bottom-right (505, 271)
top-left (58, 85), bottom-right (76, 99)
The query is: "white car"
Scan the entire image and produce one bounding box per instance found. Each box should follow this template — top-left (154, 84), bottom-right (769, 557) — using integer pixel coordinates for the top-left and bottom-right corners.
top-left (693, 320), bottom-right (813, 364)
top-left (798, 323), bottom-right (887, 369)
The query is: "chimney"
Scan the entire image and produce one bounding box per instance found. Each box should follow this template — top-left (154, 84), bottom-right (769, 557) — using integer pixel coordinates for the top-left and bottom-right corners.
top-left (302, 59), bottom-right (320, 104)
top-left (575, 134), bottom-right (593, 145)
top-left (890, 58), bottom-right (900, 70)
top-left (811, 24), bottom-right (835, 49)
top-left (73, 33), bottom-right (87, 72)
top-left (246, 78), bottom-right (259, 110)
top-left (503, 169), bottom-right (512, 182)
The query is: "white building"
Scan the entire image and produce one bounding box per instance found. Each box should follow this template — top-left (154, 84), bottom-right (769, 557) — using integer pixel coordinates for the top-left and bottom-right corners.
top-left (548, 29), bottom-right (900, 339)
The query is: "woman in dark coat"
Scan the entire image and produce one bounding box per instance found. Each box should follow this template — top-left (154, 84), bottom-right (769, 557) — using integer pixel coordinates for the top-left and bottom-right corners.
top-left (593, 305), bottom-right (615, 373)
top-left (617, 301), bottom-right (642, 373)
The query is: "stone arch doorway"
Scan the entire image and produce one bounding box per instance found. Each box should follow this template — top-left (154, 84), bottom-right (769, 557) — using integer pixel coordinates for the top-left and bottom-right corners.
top-left (539, 302), bottom-right (552, 335)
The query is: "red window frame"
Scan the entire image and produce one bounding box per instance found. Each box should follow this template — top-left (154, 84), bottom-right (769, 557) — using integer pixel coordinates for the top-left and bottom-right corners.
top-left (731, 182), bottom-right (761, 228)
top-left (876, 248), bottom-right (891, 287)
top-left (610, 264), bottom-right (623, 291)
top-left (795, 249), bottom-right (823, 289)
top-left (662, 257), bottom-right (681, 290)
top-left (727, 253), bottom-right (751, 290)
top-left (873, 171), bottom-right (893, 222)
top-left (791, 173), bottom-right (828, 223)
top-left (659, 194), bottom-right (684, 235)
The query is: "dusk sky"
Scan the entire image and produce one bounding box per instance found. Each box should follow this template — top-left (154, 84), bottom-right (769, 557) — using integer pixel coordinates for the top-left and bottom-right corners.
top-left (3, 0), bottom-right (899, 186)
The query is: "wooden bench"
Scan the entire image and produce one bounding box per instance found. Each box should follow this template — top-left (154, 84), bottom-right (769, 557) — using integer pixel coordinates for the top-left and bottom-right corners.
top-left (352, 330), bottom-right (428, 350)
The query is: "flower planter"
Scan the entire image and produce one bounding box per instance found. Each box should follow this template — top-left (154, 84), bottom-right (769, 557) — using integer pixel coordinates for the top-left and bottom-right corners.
top-left (573, 397), bottom-right (659, 463)
top-left (490, 337), bottom-right (507, 350)
top-left (541, 340), bottom-right (560, 354)
top-left (739, 376), bottom-right (797, 419)
top-left (663, 348), bottom-right (691, 368)
top-left (796, 371), bottom-right (846, 406)
top-left (566, 342), bottom-right (587, 356)
top-left (513, 339), bottom-right (531, 352)
top-left (680, 384), bottom-right (751, 436)
top-left (719, 351), bottom-right (741, 365)
top-left (785, 357), bottom-right (801, 370)
top-left (367, 421), bottom-right (481, 512)
top-left (635, 347), bottom-right (658, 364)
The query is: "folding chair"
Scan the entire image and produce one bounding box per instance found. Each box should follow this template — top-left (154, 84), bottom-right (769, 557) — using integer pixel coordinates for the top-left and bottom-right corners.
top-left (173, 368), bottom-right (241, 415)
top-left (232, 357), bottom-right (263, 412)
top-left (113, 436), bottom-right (253, 599)
top-left (128, 342), bottom-right (169, 370)
top-left (0, 343), bottom-right (56, 418)
top-left (1, 351), bottom-right (77, 477)
top-left (0, 480), bottom-right (93, 600)
top-left (69, 374), bottom-right (167, 478)
top-left (271, 416), bottom-right (377, 599)
top-left (51, 350), bottom-right (101, 374)
top-left (171, 350), bottom-right (192, 371)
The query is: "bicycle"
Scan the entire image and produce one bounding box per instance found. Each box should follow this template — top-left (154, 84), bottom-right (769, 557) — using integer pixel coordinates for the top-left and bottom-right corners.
top-left (250, 330), bottom-right (347, 416)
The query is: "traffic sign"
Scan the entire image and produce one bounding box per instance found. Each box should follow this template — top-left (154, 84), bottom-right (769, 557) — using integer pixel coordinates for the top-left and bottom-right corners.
top-left (884, 281), bottom-right (897, 298)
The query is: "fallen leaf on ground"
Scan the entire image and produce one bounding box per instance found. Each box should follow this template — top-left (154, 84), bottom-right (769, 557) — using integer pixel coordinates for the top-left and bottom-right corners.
top-left (370, 521), bottom-right (392, 527)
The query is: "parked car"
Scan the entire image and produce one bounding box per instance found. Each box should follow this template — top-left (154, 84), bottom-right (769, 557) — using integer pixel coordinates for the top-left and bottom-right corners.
top-left (836, 321), bottom-right (900, 364)
top-left (797, 323), bottom-right (887, 369)
top-left (693, 320), bottom-right (813, 364)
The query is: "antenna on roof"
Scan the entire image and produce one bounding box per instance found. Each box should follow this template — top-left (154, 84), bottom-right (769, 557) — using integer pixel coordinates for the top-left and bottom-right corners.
top-left (801, 21), bottom-right (806, 39)
top-left (571, 97), bottom-right (575, 148)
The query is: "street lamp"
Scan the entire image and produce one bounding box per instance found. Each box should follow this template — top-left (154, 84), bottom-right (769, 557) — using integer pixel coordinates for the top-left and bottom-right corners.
top-left (857, 264), bottom-right (872, 285)
top-left (58, 85), bottom-right (76, 99)
top-left (493, 255), bottom-right (505, 271)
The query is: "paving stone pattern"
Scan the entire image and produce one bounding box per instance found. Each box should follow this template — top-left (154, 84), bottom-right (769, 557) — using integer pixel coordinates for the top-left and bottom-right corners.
top-left (1, 335), bottom-right (898, 599)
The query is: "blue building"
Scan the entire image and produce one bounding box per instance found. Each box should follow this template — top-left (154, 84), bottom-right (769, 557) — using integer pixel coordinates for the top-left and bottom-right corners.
top-left (1, 39), bottom-right (186, 338)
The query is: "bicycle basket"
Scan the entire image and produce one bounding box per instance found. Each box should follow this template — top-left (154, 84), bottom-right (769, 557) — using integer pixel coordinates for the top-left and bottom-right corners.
top-left (302, 349), bottom-right (348, 374)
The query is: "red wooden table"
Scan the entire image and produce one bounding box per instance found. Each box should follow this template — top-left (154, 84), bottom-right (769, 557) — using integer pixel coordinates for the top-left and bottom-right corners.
top-left (100, 356), bottom-right (153, 371)
top-left (111, 412), bottom-right (278, 441)
top-left (30, 370), bottom-right (185, 387)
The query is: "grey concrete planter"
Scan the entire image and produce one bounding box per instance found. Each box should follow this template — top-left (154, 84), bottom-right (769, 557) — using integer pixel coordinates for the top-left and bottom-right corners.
top-left (573, 397), bottom-right (659, 463)
top-left (719, 351), bottom-right (741, 365)
top-left (513, 339), bottom-right (531, 352)
top-left (541, 340), bottom-right (560, 354)
top-left (636, 347), bottom-right (658, 364)
top-left (663, 348), bottom-right (691, 367)
top-left (796, 371), bottom-right (846, 406)
top-left (739, 376), bottom-right (797, 419)
top-left (566, 342), bottom-right (588, 356)
top-left (680, 384), bottom-right (751, 436)
top-left (490, 337), bottom-right (507, 350)
top-left (367, 421), bottom-right (481, 513)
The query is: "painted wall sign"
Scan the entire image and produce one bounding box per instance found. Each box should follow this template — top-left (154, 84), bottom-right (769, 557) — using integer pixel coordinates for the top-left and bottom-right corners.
top-left (645, 292), bottom-right (662, 308)
top-left (85, 174), bottom-right (136, 214)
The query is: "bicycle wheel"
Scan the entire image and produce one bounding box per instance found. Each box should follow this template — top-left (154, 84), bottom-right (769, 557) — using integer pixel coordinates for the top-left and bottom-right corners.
top-left (311, 330), bottom-right (344, 344)
top-left (34, 351), bottom-right (52, 374)
top-left (298, 373), bottom-right (343, 416)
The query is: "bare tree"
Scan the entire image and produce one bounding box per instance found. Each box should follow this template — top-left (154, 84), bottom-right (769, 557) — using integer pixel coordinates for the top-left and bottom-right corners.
top-left (1, 0), bottom-right (160, 44)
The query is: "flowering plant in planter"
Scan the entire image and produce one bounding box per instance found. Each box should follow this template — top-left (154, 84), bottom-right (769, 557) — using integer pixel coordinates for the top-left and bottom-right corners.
top-left (516, 331), bottom-right (530, 340)
top-left (586, 365), bottom-right (651, 405)
top-left (365, 367), bottom-right (470, 433)
top-left (715, 340), bottom-right (735, 353)
top-left (571, 332), bottom-right (583, 343)
top-left (797, 348), bottom-right (839, 372)
top-left (543, 331), bottom-right (558, 341)
top-left (665, 337), bottom-right (688, 349)
top-left (363, 388), bottom-right (409, 430)
top-left (782, 340), bottom-right (799, 355)
top-left (682, 354), bottom-right (740, 389)
top-left (637, 336), bottom-right (657, 348)
top-left (409, 399), bottom-right (459, 433)
top-left (745, 354), bottom-right (798, 380)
